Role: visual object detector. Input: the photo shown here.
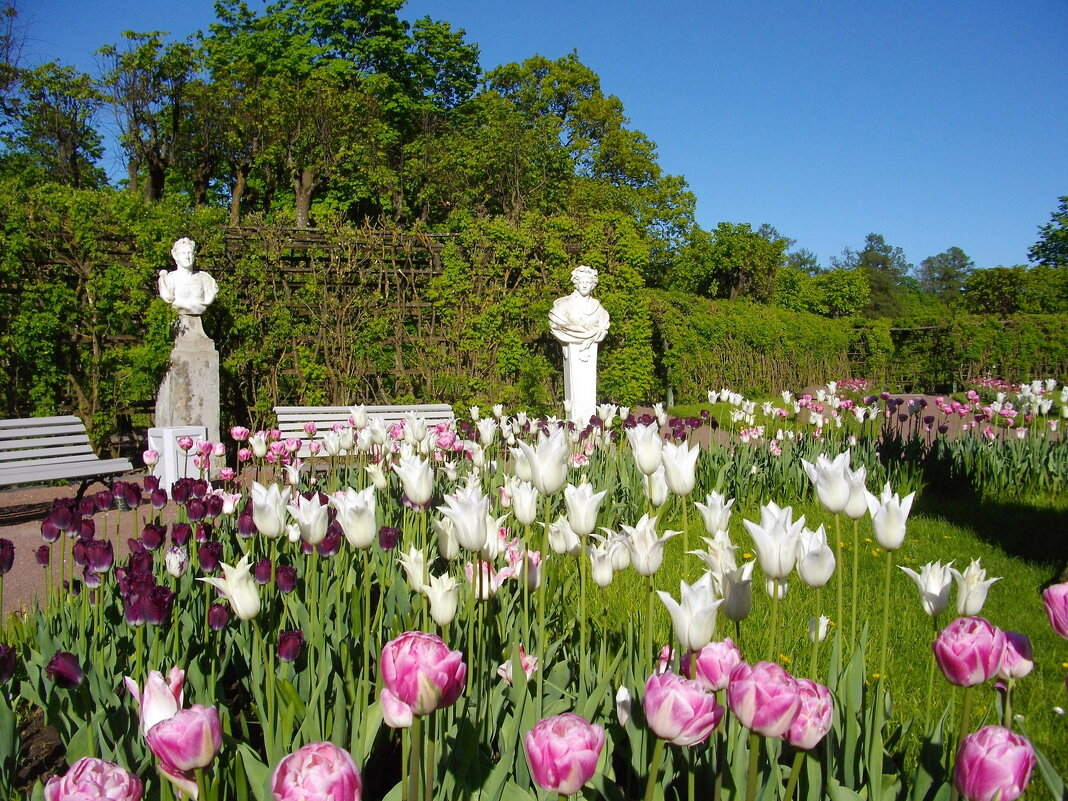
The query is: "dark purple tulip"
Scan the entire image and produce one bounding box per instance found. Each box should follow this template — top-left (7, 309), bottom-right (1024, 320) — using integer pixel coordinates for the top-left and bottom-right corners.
top-left (171, 523), bottom-right (192, 547)
top-left (207, 603), bottom-right (230, 631)
top-left (35, 545), bottom-right (50, 566)
top-left (127, 551), bottom-right (153, 576)
top-left (301, 540), bottom-right (314, 556)
top-left (378, 526), bottom-right (401, 551)
top-left (237, 513), bottom-right (257, 538)
top-left (83, 569), bottom-right (101, 589)
top-left (144, 475), bottom-right (160, 492)
top-left (277, 630), bottom-right (304, 663)
top-left (0, 538), bottom-right (13, 574)
top-left (898, 413), bottom-right (908, 423)
top-left (46, 651), bottom-right (83, 689)
top-left (171, 480), bottom-right (191, 505)
top-left (78, 519), bottom-right (95, 539)
top-left (65, 579), bottom-right (82, 597)
top-left (198, 542), bottom-right (223, 573)
top-left (141, 523), bottom-right (166, 551)
top-left (938, 424), bottom-right (949, 434)
top-left (72, 539), bottom-right (90, 569)
top-left (48, 504), bottom-right (73, 532)
top-left (0, 643), bottom-right (16, 683)
top-left (191, 479), bottom-right (209, 499)
top-left (124, 593), bottom-right (148, 626)
top-left (195, 522), bottom-right (214, 543)
top-left (253, 559), bottom-right (272, 585)
top-left (147, 586), bottom-right (175, 624)
top-left (151, 489), bottom-right (169, 510)
top-left (94, 490), bottom-right (114, 512)
top-left (318, 525), bottom-right (341, 557)
top-left (186, 499), bottom-right (207, 522)
top-left (77, 498), bottom-right (96, 518)
top-left (205, 494), bottom-right (224, 518)
top-left (276, 565), bottom-right (297, 594)
top-left (86, 540), bottom-right (114, 573)
top-left (124, 482), bottom-right (143, 508)
top-left (923, 415), bottom-right (935, 426)
top-left (40, 518), bottom-right (61, 543)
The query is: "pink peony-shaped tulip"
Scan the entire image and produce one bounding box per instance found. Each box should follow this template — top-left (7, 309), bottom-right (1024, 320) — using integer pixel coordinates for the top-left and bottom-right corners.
top-left (379, 631), bottom-right (467, 729)
top-left (271, 742), bottom-right (362, 801)
top-left (146, 704), bottom-right (222, 772)
top-left (682, 638), bottom-right (742, 692)
top-left (932, 617), bottom-right (1006, 687)
top-left (953, 725), bottom-right (1035, 801)
top-left (726, 661), bottom-right (801, 738)
top-left (1042, 582), bottom-right (1068, 638)
top-left (785, 679), bottom-right (833, 750)
top-left (124, 667), bottom-right (184, 738)
top-left (523, 713), bottom-right (605, 794)
top-left (643, 671), bottom-right (725, 746)
top-left (44, 757), bottom-right (143, 801)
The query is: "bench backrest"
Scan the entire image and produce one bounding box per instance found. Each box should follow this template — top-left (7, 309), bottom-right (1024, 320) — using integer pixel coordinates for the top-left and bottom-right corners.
top-left (0, 415), bottom-right (99, 467)
top-left (274, 404), bottom-right (456, 457)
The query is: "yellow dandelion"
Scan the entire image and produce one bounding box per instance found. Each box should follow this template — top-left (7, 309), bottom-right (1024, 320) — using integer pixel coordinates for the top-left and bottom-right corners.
top-left (864, 537), bottom-right (873, 544)
top-left (743, 552), bottom-right (752, 559)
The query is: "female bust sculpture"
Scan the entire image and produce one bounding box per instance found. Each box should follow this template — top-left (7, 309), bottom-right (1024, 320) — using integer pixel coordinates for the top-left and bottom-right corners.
top-left (548, 265), bottom-right (610, 363)
top-left (158, 238), bottom-right (218, 316)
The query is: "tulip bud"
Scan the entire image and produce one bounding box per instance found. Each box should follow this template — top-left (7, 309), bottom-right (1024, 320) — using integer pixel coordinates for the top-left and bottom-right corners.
top-left (164, 547), bottom-right (188, 578)
top-left (523, 713), bottom-right (605, 795)
top-left (277, 630), bottom-right (305, 663)
top-left (46, 650), bottom-right (83, 689)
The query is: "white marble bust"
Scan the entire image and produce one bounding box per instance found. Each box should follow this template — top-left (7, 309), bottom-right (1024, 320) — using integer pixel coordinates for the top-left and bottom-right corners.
top-left (548, 265), bottom-right (610, 363)
top-left (158, 238), bottom-right (218, 316)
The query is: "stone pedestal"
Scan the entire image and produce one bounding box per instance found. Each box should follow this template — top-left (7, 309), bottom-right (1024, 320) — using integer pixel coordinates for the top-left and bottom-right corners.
top-left (154, 314), bottom-right (220, 447)
top-left (562, 342), bottom-right (599, 426)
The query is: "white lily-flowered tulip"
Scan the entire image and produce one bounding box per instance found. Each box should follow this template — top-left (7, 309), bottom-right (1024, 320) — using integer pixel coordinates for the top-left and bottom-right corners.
top-left (564, 482), bottom-right (608, 537)
top-left (662, 440), bottom-right (700, 497)
top-left (366, 462), bottom-right (388, 490)
top-left (399, 546), bottom-right (427, 592)
top-left (321, 431), bottom-right (342, 457)
top-left (801, 450), bottom-right (852, 514)
top-left (329, 486), bottom-right (377, 549)
top-left (622, 514), bottom-right (679, 576)
top-left (625, 422), bottom-right (663, 476)
top-left (433, 516), bottom-right (460, 561)
top-left (743, 502), bottom-right (805, 579)
top-left (393, 453), bottom-right (434, 508)
top-left (720, 562), bottom-right (756, 622)
top-left (695, 491), bottom-right (735, 535)
top-left (843, 464), bottom-right (869, 520)
top-left (657, 573), bottom-right (722, 652)
top-left (349, 405), bottom-right (368, 429)
top-left (476, 417), bottom-right (498, 448)
top-left (950, 559), bottom-right (1001, 616)
top-left (797, 525), bottom-right (835, 588)
top-left (283, 459), bottom-right (304, 487)
top-left (511, 480), bottom-right (539, 527)
top-left (251, 481), bottom-right (290, 539)
top-left (548, 516), bottom-right (582, 556)
top-left (899, 560), bottom-right (954, 617)
top-left (689, 530), bottom-right (739, 586)
top-left (643, 465), bottom-right (669, 508)
top-left (513, 427), bottom-right (569, 496)
top-left (421, 573), bottom-right (461, 627)
top-left (866, 483), bottom-right (915, 551)
top-left (809, 615), bottom-right (830, 643)
top-left (199, 553), bottom-right (260, 620)
top-left (438, 485), bottom-right (491, 552)
top-left (288, 491), bottom-right (329, 545)
top-left (587, 541), bottom-right (615, 587)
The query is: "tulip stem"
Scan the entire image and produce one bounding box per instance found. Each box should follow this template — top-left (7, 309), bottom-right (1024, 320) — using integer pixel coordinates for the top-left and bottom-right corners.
top-left (924, 617), bottom-right (938, 731)
top-left (645, 576), bottom-right (655, 670)
top-left (810, 588), bottom-right (822, 680)
top-left (1003, 678), bottom-right (1015, 729)
top-left (643, 737), bottom-right (666, 801)
top-left (744, 731), bottom-right (761, 801)
top-left (850, 517), bottom-right (859, 647)
top-left (408, 716), bottom-right (424, 801)
top-left (834, 513), bottom-right (844, 651)
top-left (579, 536), bottom-right (587, 693)
top-left (878, 550), bottom-right (893, 680)
top-left (784, 749), bottom-right (806, 801)
top-left (949, 686), bottom-right (975, 801)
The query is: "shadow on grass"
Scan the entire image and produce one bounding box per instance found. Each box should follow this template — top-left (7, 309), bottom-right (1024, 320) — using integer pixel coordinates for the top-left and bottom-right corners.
top-left (914, 489), bottom-right (1068, 583)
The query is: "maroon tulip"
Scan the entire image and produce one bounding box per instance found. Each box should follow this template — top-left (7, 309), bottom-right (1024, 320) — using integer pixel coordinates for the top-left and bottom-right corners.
top-left (141, 524), bottom-right (166, 551)
top-left (0, 643), bottom-right (16, 683)
top-left (253, 559), bottom-right (272, 585)
top-left (207, 603), bottom-right (230, 631)
top-left (171, 523), bottom-right (191, 547)
top-left (35, 545), bottom-right (50, 566)
top-left (276, 565), bottom-right (297, 594)
top-left (186, 499), bottom-right (207, 523)
top-left (191, 479), bottom-right (209, 499)
top-left (94, 490), bottom-right (115, 512)
top-left (127, 551), bottom-right (153, 575)
top-left (237, 512), bottom-right (257, 538)
top-left (147, 586), bottom-right (175, 625)
top-left (86, 540), bottom-right (114, 573)
top-left (277, 630), bottom-right (304, 663)
top-left (77, 498), bottom-right (96, 517)
top-left (195, 522), bottom-right (213, 542)
top-left (144, 475), bottom-right (160, 492)
top-left (40, 517), bottom-right (61, 543)
top-left (151, 489), bottom-right (169, 510)
top-left (171, 481), bottom-right (191, 505)
top-left (78, 518), bottom-right (95, 539)
top-left (379, 526), bottom-right (401, 551)
top-left (318, 525), bottom-right (342, 557)
top-left (46, 651), bottom-right (83, 688)
top-left (122, 482), bottom-right (143, 508)
top-left (0, 538), bottom-right (13, 574)
top-left (48, 504), bottom-right (74, 532)
top-left (198, 542), bottom-right (223, 573)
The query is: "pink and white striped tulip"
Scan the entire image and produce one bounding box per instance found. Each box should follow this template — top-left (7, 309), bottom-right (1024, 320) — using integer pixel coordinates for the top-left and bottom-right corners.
top-left (379, 631), bottom-right (466, 728)
top-left (124, 667), bottom-right (184, 738)
top-left (643, 671), bottom-right (724, 746)
top-left (682, 638), bottom-right (742, 692)
top-left (44, 757), bottom-right (143, 801)
top-left (145, 704), bottom-right (222, 772)
top-left (270, 742), bottom-right (362, 801)
top-left (933, 617), bottom-right (1006, 687)
top-left (523, 713), bottom-right (605, 794)
top-left (953, 725), bottom-right (1035, 801)
top-left (785, 679), bottom-right (833, 749)
top-left (726, 661), bottom-right (801, 738)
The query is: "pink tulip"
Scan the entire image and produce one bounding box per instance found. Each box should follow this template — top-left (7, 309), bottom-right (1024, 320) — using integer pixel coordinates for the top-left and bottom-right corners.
top-left (785, 679), bottom-right (833, 750)
top-left (379, 631), bottom-right (466, 729)
top-left (523, 713), bottom-right (605, 794)
top-left (124, 667), bottom-right (184, 737)
top-left (953, 725), bottom-right (1035, 801)
top-left (933, 617), bottom-right (1006, 687)
top-left (682, 638), bottom-right (742, 692)
top-left (1042, 582), bottom-right (1068, 638)
top-left (643, 671), bottom-right (724, 746)
top-left (726, 661), bottom-right (801, 738)
top-left (145, 704), bottom-right (222, 772)
top-left (44, 757), bottom-right (143, 801)
top-left (997, 632), bottom-right (1034, 680)
top-left (176, 436), bottom-right (194, 452)
top-left (271, 742), bottom-right (362, 801)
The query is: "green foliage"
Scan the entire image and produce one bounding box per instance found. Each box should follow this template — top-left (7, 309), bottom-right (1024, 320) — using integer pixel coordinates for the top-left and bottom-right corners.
top-left (667, 221), bottom-right (785, 302)
top-left (1029, 195), bottom-right (1068, 268)
top-left (834, 233), bottom-right (914, 318)
top-left (775, 265), bottom-right (871, 319)
top-left (916, 246), bottom-right (974, 305)
top-left (962, 264), bottom-right (1068, 315)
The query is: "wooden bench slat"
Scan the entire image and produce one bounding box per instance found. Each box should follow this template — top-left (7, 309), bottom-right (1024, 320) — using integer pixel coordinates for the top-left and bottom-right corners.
top-left (0, 415), bottom-right (84, 429)
top-left (0, 423), bottom-right (92, 440)
top-left (0, 457), bottom-right (132, 485)
top-left (0, 445), bottom-right (96, 462)
top-left (0, 433), bottom-right (92, 451)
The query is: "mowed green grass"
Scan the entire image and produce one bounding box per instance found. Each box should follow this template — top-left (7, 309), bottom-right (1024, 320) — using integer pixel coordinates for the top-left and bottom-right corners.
top-left (572, 490), bottom-right (1068, 773)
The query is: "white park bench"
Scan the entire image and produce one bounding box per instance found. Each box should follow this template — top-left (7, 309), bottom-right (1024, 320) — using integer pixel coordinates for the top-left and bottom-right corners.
top-left (274, 404), bottom-right (455, 457)
top-left (0, 415), bottom-right (134, 500)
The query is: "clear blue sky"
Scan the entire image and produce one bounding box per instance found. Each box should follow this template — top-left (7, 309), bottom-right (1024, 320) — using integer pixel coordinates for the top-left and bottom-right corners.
top-left (18, 0), bottom-right (1068, 271)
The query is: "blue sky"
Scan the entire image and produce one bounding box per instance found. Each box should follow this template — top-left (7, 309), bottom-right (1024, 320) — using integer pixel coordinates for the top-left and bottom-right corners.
top-left (18, 0), bottom-right (1068, 270)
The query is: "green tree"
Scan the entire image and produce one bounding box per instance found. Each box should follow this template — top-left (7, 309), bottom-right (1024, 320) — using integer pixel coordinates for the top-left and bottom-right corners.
top-left (962, 266), bottom-right (1027, 315)
top-left (670, 222), bottom-right (786, 302)
top-left (917, 246), bottom-right (974, 305)
top-left (833, 233), bottom-right (913, 317)
top-left (1029, 196), bottom-right (1068, 268)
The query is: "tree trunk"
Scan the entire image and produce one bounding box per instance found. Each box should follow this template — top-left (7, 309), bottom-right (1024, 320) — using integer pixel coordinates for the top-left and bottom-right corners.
top-left (143, 158), bottom-right (165, 202)
top-left (127, 158), bottom-right (140, 195)
top-left (230, 165), bottom-right (247, 226)
top-left (292, 166), bottom-right (318, 229)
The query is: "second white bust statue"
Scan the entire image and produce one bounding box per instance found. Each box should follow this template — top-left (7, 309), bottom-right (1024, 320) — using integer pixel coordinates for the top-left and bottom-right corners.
top-left (158, 237), bottom-right (218, 316)
top-left (548, 264), bottom-right (610, 363)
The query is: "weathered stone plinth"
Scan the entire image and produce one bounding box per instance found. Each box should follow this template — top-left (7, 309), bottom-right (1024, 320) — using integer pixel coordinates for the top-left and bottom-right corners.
top-left (154, 315), bottom-right (220, 446)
